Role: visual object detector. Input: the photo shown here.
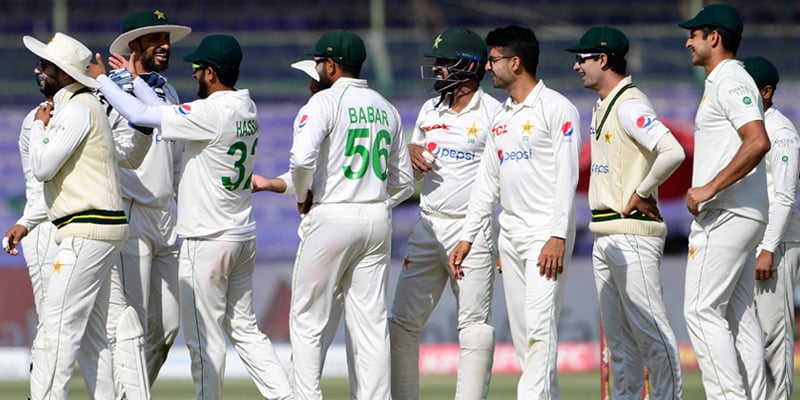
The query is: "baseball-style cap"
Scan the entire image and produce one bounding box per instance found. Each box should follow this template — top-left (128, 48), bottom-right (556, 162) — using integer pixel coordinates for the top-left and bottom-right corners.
top-left (24, 32), bottom-right (100, 88)
top-left (305, 30), bottom-right (366, 67)
top-left (678, 4), bottom-right (743, 38)
top-left (743, 56), bottom-right (779, 88)
top-left (565, 26), bottom-right (629, 57)
top-left (182, 34), bottom-right (242, 70)
top-left (109, 9), bottom-right (191, 55)
top-left (423, 26), bottom-right (487, 63)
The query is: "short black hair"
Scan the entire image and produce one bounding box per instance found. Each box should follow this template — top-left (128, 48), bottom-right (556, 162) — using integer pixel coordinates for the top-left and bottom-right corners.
top-left (485, 25), bottom-right (539, 77)
top-left (701, 26), bottom-right (741, 55)
top-left (212, 66), bottom-right (239, 87)
top-left (338, 62), bottom-right (362, 78)
top-left (605, 53), bottom-right (627, 75)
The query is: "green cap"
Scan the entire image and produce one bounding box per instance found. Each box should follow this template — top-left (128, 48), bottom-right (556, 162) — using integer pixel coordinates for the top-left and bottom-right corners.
top-left (743, 56), bottom-right (779, 88)
top-left (182, 34), bottom-right (242, 70)
top-left (109, 9), bottom-right (191, 55)
top-left (678, 4), bottom-right (743, 38)
top-left (305, 30), bottom-right (366, 67)
top-left (565, 26), bottom-right (629, 57)
top-left (423, 27), bottom-right (487, 63)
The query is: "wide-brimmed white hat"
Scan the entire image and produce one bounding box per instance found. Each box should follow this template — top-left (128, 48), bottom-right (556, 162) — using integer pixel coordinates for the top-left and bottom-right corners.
top-left (109, 9), bottom-right (191, 55)
top-left (291, 60), bottom-right (319, 81)
top-left (23, 32), bottom-right (100, 89)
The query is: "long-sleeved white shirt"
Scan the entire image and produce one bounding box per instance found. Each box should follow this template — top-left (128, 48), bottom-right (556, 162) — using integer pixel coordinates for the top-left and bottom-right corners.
top-left (760, 106), bottom-right (800, 251)
top-left (460, 80), bottom-right (581, 242)
top-left (289, 77), bottom-right (413, 208)
top-left (16, 108), bottom-right (49, 230)
top-left (411, 88), bottom-right (501, 217)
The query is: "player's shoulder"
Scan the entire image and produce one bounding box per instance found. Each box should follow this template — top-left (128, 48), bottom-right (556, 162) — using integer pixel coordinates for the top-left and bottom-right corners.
top-left (766, 107), bottom-right (799, 139)
top-left (539, 85), bottom-right (579, 114)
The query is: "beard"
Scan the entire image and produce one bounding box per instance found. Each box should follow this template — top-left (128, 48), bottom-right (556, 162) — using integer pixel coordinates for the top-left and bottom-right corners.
top-left (140, 49), bottom-right (169, 73)
top-left (197, 78), bottom-right (210, 99)
top-left (38, 75), bottom-right (59, 98)
top-left (317, 72), bottom-right (333, 90)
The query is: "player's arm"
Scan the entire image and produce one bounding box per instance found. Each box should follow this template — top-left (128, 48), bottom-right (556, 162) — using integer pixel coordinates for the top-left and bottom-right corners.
top-left (386, 111), bottom-right (414, 208)
top-left (617, 100), bottom-right (685, 219)
top-left (409, 103), bottom-right (434, 175)
top-left (539, 102), bottom-right (582, 281)
top-left (450, 131), bottom-right (502, 279)
top-left (252, 171), bottom-right (294, 194)
top-left (290, 101), bottom-right (328, 205)
top-left (757, 125), bottom-right (800, 280)
top-left (686, 78), bottom-right (770, 216)
top-left (686, 120), bottom-right (769, 216)
top-left (29, 101), bottom-right (91, 182)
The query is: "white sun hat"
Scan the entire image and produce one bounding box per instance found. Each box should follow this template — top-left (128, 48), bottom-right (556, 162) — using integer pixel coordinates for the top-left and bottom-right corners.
top-left (23, 32), bottom-right (100, 89)
top-left (291, 60), bottom-right (319, 81)
top-left (109, 9), bottom-right (191, 55)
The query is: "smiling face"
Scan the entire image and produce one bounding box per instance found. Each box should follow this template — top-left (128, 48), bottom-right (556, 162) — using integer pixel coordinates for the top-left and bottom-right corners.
top-left (572, 53), bottom-right (604, 91)
top-left (486, 47), bottom-right (514, 90)
top-left (685, 28), bottom-right (712, 67)
top-left (34, 59), bottom-right (62, 97)
top-left (132, 32), bottom-right (172, 72)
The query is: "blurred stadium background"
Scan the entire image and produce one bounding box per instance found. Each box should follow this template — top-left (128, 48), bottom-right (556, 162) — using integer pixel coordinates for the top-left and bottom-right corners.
top-left (1, 0), bottom-right (799, 388)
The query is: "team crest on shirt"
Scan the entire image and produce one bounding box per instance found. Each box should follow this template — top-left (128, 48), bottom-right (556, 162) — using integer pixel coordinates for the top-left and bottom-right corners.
top-left (521, 120), bottom-right (533, 141)
top-left (298, 115), bottom-right (309, 129)
top-left (636, 116), bottom-right (653, 129)
top-left (178, 104), bottom-right (191, 115)
top-left (466, 123), bottom-right (479, 144)
top-left (742, 96), bottom-right (752, 105)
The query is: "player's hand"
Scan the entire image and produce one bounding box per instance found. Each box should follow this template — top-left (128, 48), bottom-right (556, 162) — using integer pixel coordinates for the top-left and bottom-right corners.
top-left (87, 53), bottom-right (107, 79)
top-left (34, 100), bottom-right (53, 126)
top-left (449, 241), bottom-right (472, 280)
top-left (622, 192), bottom-right (662, 222)
top-left (3, 224), bottom-right (28, 256)
top-left (497, 256), bottom-right (503, 274)
top-left (538, 236), bottom-right (565, 281)
top-left (251, 174), bottom-right (287, 193)
top-left (755, 249), bottom-right (775, 280)
top-left (686, 184), bottom-right (716, 217)
top-left (408, 144), bottom-right (435, 175)
top-left (297, 190), bottom-right (313, 214)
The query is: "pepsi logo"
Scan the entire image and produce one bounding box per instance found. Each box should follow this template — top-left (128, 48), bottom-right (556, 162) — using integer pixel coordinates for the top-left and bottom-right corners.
top-left (636, 116), bottom-right (653, 129)
top-left (561, 121), bottom-right (574, 137)
top-left (298, 115), bottom-right (309, 129)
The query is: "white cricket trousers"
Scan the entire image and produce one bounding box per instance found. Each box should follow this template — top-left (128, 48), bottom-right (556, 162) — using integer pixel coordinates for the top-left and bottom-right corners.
top-left (592, 233), bottom-right (683, 400)
top-left (107, 200), bottom-right (180, 383)
top-left (390, 212), bottom-right (496, 400)
top-left (290, 202), bottom-right (392, 400)
top-left (179, 237), bottom-right (293, 400)
top-left (22, 222), bottom-right (58, 317)
top-left (29, 237), bottom-right (122, 400)
top-left (684, 210), bottom-right (766, 400)
top-left (498, 231), bottom-right (574, 400)
top-left (754, 242), bottom-right (800, 400)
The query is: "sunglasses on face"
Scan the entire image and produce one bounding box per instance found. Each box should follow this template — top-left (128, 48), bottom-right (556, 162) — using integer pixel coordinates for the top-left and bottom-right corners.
top-left (192, 63), bottom-right (210, 72)
top-left (575, 53), bottom-right (602, 64)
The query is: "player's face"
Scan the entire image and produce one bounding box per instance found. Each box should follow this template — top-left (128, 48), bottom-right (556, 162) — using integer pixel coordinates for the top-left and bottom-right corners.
top-left (315, 58), bottom-right (333, 90)
top-left (572, 53), bottom-right (603, 91)
top-left (34, 59), bottom-right (61, 98)
top-left (685, 28), bottom-right (711, 67)
top-left (486, 48), bottom-right (514, 90)
top-left (134, 32), bottom-right (171, 73)
top-left (192, 64), bottom-right (211, 98)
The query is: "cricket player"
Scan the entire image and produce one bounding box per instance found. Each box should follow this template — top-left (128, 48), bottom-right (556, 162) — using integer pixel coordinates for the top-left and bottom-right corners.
top-left (89, 34), bottom-right (293, 400)
top-left (389, 27), bottom-right (501, 400)
top-left (288, 29), bottom-right (414, 399)
top-left (450, 25), bottom-right (581, 398)
top-left (24, 32), bottom-right (135, 400)
top-left (679, 4), bottom-right (771, 399)
top-left (744, 56), bottom-right (800, 400)
top-left (102, 9), bottom-right (188, 389)
top-left (567, 26), bottom-right (684, 399)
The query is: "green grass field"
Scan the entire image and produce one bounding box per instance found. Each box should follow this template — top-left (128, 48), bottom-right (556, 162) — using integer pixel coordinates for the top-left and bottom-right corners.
top-left (0, 370), bottom-right (727, 399)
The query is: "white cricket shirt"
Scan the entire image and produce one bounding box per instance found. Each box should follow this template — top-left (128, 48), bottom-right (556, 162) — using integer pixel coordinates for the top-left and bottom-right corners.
top-left (411, 88), bottom-right (501, 217)
top-left (692, 59), bottom-right (768, 222)
top-left (761, 106), bottom-right (800, 250)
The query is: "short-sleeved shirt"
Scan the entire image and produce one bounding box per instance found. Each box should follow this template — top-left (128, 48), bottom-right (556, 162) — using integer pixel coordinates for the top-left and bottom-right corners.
top-left (692, 59), bottom-right (768, 222)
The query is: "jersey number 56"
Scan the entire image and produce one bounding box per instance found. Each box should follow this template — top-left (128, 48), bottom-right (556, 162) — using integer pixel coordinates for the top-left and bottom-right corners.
top-left (343, 128), bottom-right (390, 181)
